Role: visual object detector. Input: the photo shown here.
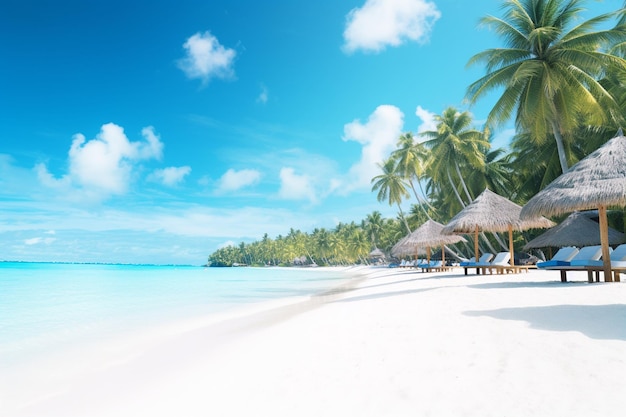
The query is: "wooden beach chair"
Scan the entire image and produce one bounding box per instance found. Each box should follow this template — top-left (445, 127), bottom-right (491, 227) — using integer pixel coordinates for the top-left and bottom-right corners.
top-left (462, 253), bottom-right (494, 275)
top-left (481, 252), bottom-right (511, 275)
top-left (582, 244), bottom-right (626, 283)
top-left (536, 247), bottom-right (579, 268)
top-left (542, 245), bottom-right (603, 282)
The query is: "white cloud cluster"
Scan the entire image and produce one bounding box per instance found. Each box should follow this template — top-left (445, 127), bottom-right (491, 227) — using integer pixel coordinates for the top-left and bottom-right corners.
top-left (178, 31), bottom-right (236, 84)
top-left (217, 168), bottom-right (261, 193)
top-left (24, 236), bottom-right (56, 245)
top-left (278, 167), bottom-right (317, 204)
top-left (339, 105), bottom-right (404, 192)
top-left (415, 105), bottom-right (437, 134)
top-left (150, 166), bottom-right (192, 187)
top-left (343, 0), bottom-right (441, 53)
top-left (36, 123), bottom-right (174, 198)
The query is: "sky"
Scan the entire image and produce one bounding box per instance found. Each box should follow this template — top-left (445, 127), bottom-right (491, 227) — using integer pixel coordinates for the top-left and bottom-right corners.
top-left (0, 0), bottom-right (619, 265)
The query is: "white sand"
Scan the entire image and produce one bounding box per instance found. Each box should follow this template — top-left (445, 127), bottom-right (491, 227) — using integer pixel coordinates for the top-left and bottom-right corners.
top-left (4, 267), bottom-right (626, 417)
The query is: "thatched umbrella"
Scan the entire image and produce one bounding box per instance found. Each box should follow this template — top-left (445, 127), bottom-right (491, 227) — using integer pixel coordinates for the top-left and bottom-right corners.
top-left (401, 220), bottom-right (466, 265)
top-left (390, 236), bottom-right (426, 258)
top-left (520, 133), bottom-right (626, 282)
top-left (368, 248), bottom-right (386, 259)
top-left (442, 188), bottom-right (555, 266)
top-left (524, 211), bottom-right (625, 250)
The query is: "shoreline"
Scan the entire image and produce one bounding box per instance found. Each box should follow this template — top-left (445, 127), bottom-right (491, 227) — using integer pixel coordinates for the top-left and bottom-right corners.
top-left (4, 266), bottom-right (626, 416)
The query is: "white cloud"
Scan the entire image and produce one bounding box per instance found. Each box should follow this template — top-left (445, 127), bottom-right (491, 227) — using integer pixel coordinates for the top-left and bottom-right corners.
top-left (415, 105), bottom-right (437, 134)
top-left (24, 236), bottom-right (56, 245)
top-left (139, 126), bottom-right (164, 160)
top-left (37, 123), bottom-right (165, 197)
top-left (338, 105), bottom-right (404, 192)
top-left (257, 84), bottom-right (268, 104)
top-left (150, 166), bottom-right (191, 187)
top-left (216, 168), bottom-right (261, 193)
top-left (343, 0), bottom-right (441, 53)
top-left (278, 167), bottom-right (317, 203)
top-left (178, 31), bottom-right (236, 84)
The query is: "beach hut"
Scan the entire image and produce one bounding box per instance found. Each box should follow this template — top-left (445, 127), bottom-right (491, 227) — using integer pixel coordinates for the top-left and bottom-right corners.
top-left (442, 188), bottom-right (555, 268)
top-left (401, 220), bottom-right (466, 266)
top-left (520, 132), bottom-right (626, 282)
top-left (524, 211), bottom-right (625, 250)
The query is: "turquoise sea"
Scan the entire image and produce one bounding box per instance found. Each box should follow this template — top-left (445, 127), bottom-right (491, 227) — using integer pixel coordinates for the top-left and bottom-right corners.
top-left (0, 262), bottom-right (352, 370)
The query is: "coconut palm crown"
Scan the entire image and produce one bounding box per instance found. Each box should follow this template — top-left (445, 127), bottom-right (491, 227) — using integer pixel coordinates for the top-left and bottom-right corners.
top-left (467, 0), bottom-right (626, 174)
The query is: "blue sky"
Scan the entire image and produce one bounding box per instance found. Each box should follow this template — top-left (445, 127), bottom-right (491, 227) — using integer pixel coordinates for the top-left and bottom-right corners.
top-left (0, 0), bottom-right (618, 265)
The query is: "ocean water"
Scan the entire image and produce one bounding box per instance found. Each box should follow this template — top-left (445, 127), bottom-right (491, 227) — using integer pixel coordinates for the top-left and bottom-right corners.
top-left (0, 262), bottom-right (352, 369)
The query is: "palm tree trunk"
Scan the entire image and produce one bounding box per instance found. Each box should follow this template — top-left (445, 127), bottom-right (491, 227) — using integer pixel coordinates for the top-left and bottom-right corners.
top-left (454, 162), bottom-right (474, 203)
top-left (479, 231), bottom-right (499, 254)
top-left (397, 204), bottom-right (412, 234)
top-left (551, 120), bottom-right (569, 173)
top-left (408, 179), bottom-right (434, 220)
top-left (447, 169), bottom-right (467, 207)
top-left (416, 177), bottom-right (436, 210)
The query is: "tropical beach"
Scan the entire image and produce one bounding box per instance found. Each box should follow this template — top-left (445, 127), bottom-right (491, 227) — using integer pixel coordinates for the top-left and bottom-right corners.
top-left (2, 265), bottom-right (626, 417)
top-left (2, 1), bottom-right (626, 416)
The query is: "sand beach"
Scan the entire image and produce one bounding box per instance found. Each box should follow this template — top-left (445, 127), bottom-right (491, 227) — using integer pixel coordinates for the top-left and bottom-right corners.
top-left (3, 266), bottom-right (626, 417)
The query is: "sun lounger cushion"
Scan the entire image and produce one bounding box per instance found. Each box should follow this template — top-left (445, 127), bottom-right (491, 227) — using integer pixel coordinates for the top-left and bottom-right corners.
top-left (482, 252), bottom-right (511, 267)
top-left (543, 245), bottom-right (603, 269)
top-left (462, 253), bottom-right (493, 267)
top-left (576, 244), bottom-right (626, 267)
top-left (459, 257), bottom-right (475, 267)
top-left (536, 247), bottom-right (579, 269)
top-left (419, 260), bottom-right (442, 268)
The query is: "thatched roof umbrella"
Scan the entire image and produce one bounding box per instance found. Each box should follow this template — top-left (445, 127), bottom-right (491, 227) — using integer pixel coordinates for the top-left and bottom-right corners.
top-left (520, 133), bottom-right (626, 281)
top-left (402, 220), bottom-right (466, 265)
top-left (368, 248), bottom-right (386, 259)
top-left (391, 236), bottom-right (426, 258)
top-left (442, 189), bottom-right (555, 266)
top-left (524, 211), bottom-right (625, 250)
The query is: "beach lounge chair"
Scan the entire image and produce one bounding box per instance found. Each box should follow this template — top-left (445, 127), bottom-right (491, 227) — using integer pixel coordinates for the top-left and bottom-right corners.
top-left (483, 252), bottom-right (516, 274)
top-left (543, 245), bottom-right (603, 282)
top-left (477, 252), bottom-right (511, 275)
top-left (536, 247), bottom-right (579, 268)
top-left (581, 244), bottom-right (626, 282)
top-left (462, 253), bottom-right (494, 275)
top-left (459, 256), bottom-right (476, 266)
top-left (417, 260), bottom-right (453, 273)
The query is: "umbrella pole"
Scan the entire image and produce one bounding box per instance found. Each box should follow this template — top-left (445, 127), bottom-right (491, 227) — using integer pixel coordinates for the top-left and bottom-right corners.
top-left (474, 225), bottom-right (479, 261)
top-left (599, 205), bottom-right (613, 282)
top-left (508, 225), bottom-right (514, 266)
top-left (442, 245), bottom-right (445, 266)
top-left (427, 247), bottom-right (431, 264)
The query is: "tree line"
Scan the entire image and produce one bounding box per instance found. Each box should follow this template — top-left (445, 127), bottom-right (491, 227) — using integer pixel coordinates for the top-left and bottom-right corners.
top-left (208, 0), bottom-right (626, 267)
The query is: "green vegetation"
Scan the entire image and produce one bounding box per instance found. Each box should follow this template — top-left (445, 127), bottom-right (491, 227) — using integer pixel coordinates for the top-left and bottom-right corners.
top-left (208, 0), bottom-right (626, 267)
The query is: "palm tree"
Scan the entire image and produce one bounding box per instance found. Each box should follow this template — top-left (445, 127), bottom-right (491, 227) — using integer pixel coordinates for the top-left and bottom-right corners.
top-left (467, 0), bottom-right (626, 173)
top-left (362, 211), bottom-right (385, 249)
top-left (390, 132), bottom-right (435, 218)
top-left (312, 228), bottom-right (332, 265)
top-left (421, 107), bottom-right (490, 210)
top-left (346, 227), bottom-right (371, 264)
top-left (371, 158), bottom-right (412, 233)
top-left (464, 146), bottom-right (514, 199)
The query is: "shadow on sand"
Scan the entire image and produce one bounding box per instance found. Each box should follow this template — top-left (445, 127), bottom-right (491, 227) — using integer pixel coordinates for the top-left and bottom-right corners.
top-left (335, 287), bottom-right (438, 303)
top-left (464, 304), bottom-right (626, 341)
top-left (467, 281), bottom-right (591, 290)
